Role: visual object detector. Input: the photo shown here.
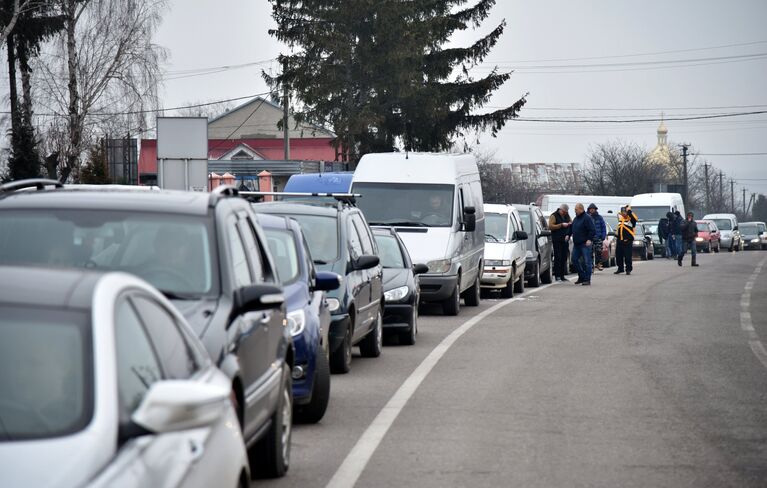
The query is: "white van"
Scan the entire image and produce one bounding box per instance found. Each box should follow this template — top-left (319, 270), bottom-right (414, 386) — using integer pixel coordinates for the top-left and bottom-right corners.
top-left (629, 193), bottom-right (685, 223)
top-left (702, 213), bottom-right (742, 251)
top-left (481, 204), bottom-right (528, 298)
top-left (540, 194), bottom-right (631, 219)
top-left (352, 153), bottom-right (485, 316)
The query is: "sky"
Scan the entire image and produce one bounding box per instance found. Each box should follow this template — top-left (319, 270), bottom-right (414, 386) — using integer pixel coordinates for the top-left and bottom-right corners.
top-left (154, 0), bottom-right (767, 196)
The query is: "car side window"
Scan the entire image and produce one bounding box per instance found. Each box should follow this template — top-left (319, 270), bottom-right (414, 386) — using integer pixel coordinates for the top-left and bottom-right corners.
top-left (227, 216), bottom-right (253, 287)
top-left (352, 214), bottom-right (374, 255)
top-left (131, 296), bottom-right (198, 380)
top-left (115, 299), bottom-right (162, 422)
top-left (347, 217), bottom-right (364, 260)
top-left (238, 215), bottom-right (265, 283)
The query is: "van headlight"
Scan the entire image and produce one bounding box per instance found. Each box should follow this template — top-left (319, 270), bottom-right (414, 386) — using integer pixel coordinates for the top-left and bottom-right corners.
top-left (286, 310), bottom-right (306, 336)
top-left (384, 286), bottom-right (410, 302)
top-left (326, 298), bottom-right (341, 312)
top-left (427, 259), bottom-right (451, 273)
top-left (486, 259), bottom-right (511, 266)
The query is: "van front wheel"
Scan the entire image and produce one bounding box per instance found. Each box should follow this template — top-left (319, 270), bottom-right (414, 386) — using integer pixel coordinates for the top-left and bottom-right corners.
top-left (442, 282), bottom-right (461, 316)
top-left (463, 274), bottom-right (480, 306)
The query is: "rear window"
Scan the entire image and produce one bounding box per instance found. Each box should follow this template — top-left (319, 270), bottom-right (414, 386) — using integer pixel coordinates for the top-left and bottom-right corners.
top-left (264, 229), bottom-right (301, 284)
top-left (286, 214), bottom-right (339, 263)
top-left (0, 306), bottom-right (92, 440)
top-left (374, 234), bottom-right (405, 268)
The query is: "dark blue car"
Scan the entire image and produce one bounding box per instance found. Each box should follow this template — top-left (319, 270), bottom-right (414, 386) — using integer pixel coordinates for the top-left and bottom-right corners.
top-left (256, 214), bottom-right (341, 423)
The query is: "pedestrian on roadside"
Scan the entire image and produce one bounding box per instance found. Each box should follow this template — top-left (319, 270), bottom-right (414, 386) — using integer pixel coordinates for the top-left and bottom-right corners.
top-left (678, 211), bottom-right (700, 267)
top-left (660, 213), bottom-right (673, 258)
top-left (670, 210), bottom-right (683, 258)
top-left (587, 203), bottom-right (607, 271)
top-left (571, 203), bottom-right (596, 285)
top-left (614, 205), bottom-right (638, 275)
top-left (548, 204), bottom-right (572, 282)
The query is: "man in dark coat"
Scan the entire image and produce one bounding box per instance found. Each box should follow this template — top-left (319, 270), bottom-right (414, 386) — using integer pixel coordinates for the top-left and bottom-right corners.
top-left (588, 203), bottom-right (607, 270)
top-left (678, 211), bottom-right (700, 267)
top-left (660, 213), bottom-right (672, 258)
top-left (548, 204), bottom-right (572, 281)
top-left (614, 205), bottom-right (638, 275)
top-left (571, 203), bottom-right (596, 285)
top-left (670, 210), bottom-right (683, 258)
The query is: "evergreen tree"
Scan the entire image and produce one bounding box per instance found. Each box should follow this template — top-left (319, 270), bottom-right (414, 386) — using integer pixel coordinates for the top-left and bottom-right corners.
top-left (753, 194), bottom-right (767, 222)
top-left (79, 142), bottom-right (111, 184)
top-left (266, 0), bottom-right (525, 163)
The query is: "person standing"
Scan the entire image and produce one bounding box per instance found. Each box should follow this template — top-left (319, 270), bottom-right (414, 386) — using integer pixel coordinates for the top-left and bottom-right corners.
top-left (571, 203), bottom-right (596, 285)
top-left (548, 204), bottom-right (572, 282)
top-left (660, 213), bottom-right (673, 258)
top-left (587, 203), bottom-right (607, 270)
top-left (670, 210), bottom-right (683, 258)
top-left (614, 205), bottom-right (638, 275)
top-left (678, 211), bottom-right (700, 267)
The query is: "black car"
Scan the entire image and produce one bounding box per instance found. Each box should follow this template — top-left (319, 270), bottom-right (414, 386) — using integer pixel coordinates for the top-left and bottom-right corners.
top-left (255, 200), bottom-right (384, 374)
top-left (513, 204), bottom-right (553, 286)
top-left (0, 180), bottom-right (293, 478)
top-left (372, 227), bottom-right (428, 345)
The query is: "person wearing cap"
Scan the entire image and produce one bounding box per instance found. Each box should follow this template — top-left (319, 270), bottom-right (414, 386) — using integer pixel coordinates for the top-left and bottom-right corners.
top-left (678, 211), bottom-right (700, 267)
top-left (548, 204), bottom-right (572, 281)
top-left (587, 203), bottom-right (607, 271)
top-left (614, 205), bottom-right (637, 275)
top-left (571, 203), bottom-right (596, 285)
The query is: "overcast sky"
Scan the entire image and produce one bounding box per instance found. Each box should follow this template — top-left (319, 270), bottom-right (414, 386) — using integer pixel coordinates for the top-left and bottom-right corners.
top-left (155, 0), bottom-right (767, 195)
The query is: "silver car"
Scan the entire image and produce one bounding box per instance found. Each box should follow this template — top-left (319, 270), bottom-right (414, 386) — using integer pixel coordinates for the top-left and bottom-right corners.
top-left (0, 266), bottom-right (249, 488)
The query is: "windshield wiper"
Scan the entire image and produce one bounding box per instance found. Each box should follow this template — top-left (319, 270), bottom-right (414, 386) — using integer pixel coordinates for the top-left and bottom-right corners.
top-left (159, 290), bottom-right (201, 300)
top-left (313, 259), bottom-right (329, 265)
top-left (374, 220), bottom-right (429, 227)
top-left (485, 234), bottom-right (500, 242)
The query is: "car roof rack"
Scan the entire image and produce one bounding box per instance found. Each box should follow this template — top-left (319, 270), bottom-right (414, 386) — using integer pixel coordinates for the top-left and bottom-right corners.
top-left (208, 185), bottom-right (239, 208)
top-left (0, 178), bottom-right (64, 195)
top-left (241, 191), bottom-right (360, 208)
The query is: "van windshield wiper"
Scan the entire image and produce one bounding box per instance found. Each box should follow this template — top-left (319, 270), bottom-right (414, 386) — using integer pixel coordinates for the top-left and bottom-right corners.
top-left (313, 259), bottom-right (329, 265)
top-left (485, 234), bottom-right (501, 242)
top-left (159, 290), bottom-right (201, 300)
top-left (372, 220), bottom-right (429, 227)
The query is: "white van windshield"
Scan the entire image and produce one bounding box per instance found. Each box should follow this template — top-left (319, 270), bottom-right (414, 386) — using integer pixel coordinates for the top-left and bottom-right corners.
top-left (354, 183), bottom-right (454, 228)
top-left (710, 219), bottom-right (732, 231)
top-left (631, 206), bottom-right (670, 221)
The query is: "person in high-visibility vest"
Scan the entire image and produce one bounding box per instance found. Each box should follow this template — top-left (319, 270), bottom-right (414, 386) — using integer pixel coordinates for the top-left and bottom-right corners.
top-left (614, 205), bottom-right (638, 275)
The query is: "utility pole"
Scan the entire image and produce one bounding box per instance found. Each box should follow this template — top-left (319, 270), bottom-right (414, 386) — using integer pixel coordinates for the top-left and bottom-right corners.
top-left (283, 84), bottom-right (290, 161)
top-left (731, 179), bottom-right (735, 213)
top-left (743, 187), bottom-right (747, 216)
top-left (704, 163), bottom-right (710, 214)
top-left (719, 171), bottom-right (724, 210)
top-left (679, 144), bottom-right (690, 207)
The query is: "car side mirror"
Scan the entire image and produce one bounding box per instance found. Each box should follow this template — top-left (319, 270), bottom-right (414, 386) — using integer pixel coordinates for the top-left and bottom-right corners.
top-left (733, 225), bottom-right (739, 231)
top-left (314, 271), bottom-right (342, 291)
top-left (131, 380), bottom-right (229, 434)
top-left (354, 254), bottom-right (380, 270)
top-left (607, 231), bottom-right (616, 237)
top-left (540, 229), bottom-right (551, 237)
top-left (462, 206), bottom-right (476, 232)
top-left (413, 263), bottom-right (429, 275)
top-left (513, 230), bottom-right (528, 241)
top-left (234, 283), bottom-right (284, 314)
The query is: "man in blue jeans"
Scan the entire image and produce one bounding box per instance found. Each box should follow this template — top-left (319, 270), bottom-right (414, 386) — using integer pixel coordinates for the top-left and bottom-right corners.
top-left (571, 203), bottom-right (596, 286)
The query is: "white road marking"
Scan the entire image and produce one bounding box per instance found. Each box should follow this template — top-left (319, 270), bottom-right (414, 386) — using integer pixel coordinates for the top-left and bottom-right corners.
top-left (325, 283), bottom-right (556, 488)
top-left (748, 341), bottom-right (767, 369)
top-left (740, 312), bottom-right (754, 331)
top-left (740, 257), bottom-right (767, 371)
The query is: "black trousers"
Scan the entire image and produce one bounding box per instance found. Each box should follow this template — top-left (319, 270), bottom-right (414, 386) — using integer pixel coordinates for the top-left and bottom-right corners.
top-left (616, 240), bottom-right (633, 272)
top-left (553, 240), bottom-right (569, 278)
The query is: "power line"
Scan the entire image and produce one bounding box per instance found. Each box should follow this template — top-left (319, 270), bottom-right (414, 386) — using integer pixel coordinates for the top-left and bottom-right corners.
top-left (695, 152), bottom-right (767, 156)
top-left (489, 104), bottom-right (767, 112)
top-left (484, 52), bottom-right (767, 70)
top-left (509, 110), bottom-right (767, 123)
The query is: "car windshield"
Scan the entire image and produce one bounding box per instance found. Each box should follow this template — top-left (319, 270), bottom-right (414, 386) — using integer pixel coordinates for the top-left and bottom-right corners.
top-left (0, 306), bottom-right (92, 440)
top-left (286, 214), bottom-right (339, 263)
top-left (353, 183), bottom-right (454, 227)
top-left (518, 211), bottom-right (533, 234)
top-left (634, 226), bottom-right (644, 237)
top-left (374, 234), bottom-right (405, 268)
top-left (631, 206), bottom-right (669, 221)
top-left (485, 213), bottom-right (508, 242)
top-left (696, 222), bottom-right (710, 232)
top-left (264, 229), bottom-right (300, 284)
top-left (740, 224), bottom-right (759, 236)
top-left (0, 210), bottom-right (215, 297)
top-left (643, 224), bottom-right (658, 235)
top-left (603, 214), bottom-right (618, 230)
top-left (710, 219), bottom-right (732, 230)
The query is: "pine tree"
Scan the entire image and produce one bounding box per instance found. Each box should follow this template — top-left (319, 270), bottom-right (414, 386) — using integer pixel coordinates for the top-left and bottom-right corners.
top-left (80, 142), bottom-right (111, 184)
top-left (266, 0), bottom-right (525, 163)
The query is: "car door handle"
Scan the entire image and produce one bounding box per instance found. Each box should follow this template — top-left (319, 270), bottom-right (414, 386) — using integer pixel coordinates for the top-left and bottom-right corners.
top-left (189, 438), bottom-right (204, 462)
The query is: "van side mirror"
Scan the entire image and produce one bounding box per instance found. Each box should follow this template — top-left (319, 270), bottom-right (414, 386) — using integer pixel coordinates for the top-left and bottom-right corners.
top-left (234, 284), bottom-right (284, 315)
top-left (463, 206), bottom-right (476, 232)
top-left (513, 230), bottom-right (528, 241)
top-left (733, 225), bottom-right (739, 231)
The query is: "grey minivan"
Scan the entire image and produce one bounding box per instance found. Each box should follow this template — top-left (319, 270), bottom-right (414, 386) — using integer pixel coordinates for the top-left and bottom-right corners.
top-left (513, 204), bottom-right (553, 286)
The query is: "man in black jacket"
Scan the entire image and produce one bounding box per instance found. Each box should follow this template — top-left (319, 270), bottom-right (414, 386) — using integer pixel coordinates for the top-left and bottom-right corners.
top-left (614, 205), bottom-right (638, 275)
top-left (571, 203), bottom-right (596, 285)
top-left (678, 211), bottom-right (700, 267)
top-left (548, 204), bottom-right (572, 281)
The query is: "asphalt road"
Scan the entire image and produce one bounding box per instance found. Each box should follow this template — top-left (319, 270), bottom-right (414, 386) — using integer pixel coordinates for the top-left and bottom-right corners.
top-left (257, 250), bottom-right (767, 488)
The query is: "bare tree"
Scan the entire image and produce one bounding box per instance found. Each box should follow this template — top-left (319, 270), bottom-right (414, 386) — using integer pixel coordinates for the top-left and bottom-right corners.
top-left (583, 140), bottom-right (660, 196)
top-left (0, 0), bottom-right (34, 46)
top-left (34, 0), bottom-right (167, 181)
top-left (173, 99), bottom-right (235, 119)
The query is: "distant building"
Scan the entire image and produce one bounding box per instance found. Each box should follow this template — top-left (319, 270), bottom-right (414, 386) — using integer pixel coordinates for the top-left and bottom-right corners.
top-left (493, 161), bottom-right (584, 191)
top-left (647, 118), bottom-right (682, 193)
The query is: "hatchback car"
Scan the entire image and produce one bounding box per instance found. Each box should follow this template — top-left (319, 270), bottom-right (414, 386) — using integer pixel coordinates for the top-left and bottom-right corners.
top-left (695, 220), bottom-right (721, 253)
top-left (257, 213), bottom-right (341, 423)
top-left (256, 200), bottom-right (384, 374)
top-left (633, 224), bottom-right (655, 260)
top-left (482, 204), bottom-right (528, 298)
top-left (0, 180), bottom-right (293, 478)
top-left (513, 204), bottom-right (553, 286)
top-left (372, 227), bottom-right (428, 345)
top-left (0, 266), bottom-right (249, 488)
top-left (739, 221), bottom-right (767, 250)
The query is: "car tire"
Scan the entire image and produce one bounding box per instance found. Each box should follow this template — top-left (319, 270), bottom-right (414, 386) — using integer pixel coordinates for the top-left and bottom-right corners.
top-left (714, 242), bottom-right (720, 253)
top-left (295, 347), bottom-right (331, 424)
top-left (250, 362), bottom-right (292, 479)
top-left (513, 271), bottom-right (525, 294)
top-left (330, 321), bottom-right (352, 374)
top-left (648, 249), bottom-right (654, 260)
top-left (500, 269), bottom-right (514, 299)
top-left (359, 309), bottom-right (383, 358)
top-left (442, 281), bottom-right (461, 315)
top-left (641, 248), bottom-right (648, 261)
top-left (399, 306), bottom-right (417, 346)
top-left (541, 261), bottom-right (553, 284)
top-left (463, 273), bottom-right (481, 306)
top-left (528, 261), bottom-right (541, 287)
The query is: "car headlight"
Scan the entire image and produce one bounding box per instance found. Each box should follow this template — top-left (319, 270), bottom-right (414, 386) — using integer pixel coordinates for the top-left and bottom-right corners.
top-left (525, 250), bottom-right (534, 258)
top-left (426, 259), bottom-right (451, 273)
top-left (326, 298), bottom-right (341, 312)
top-left (286, 309), bottom-right (306, 336)
top-left (752, 238), bottom-right (760, 243)
top-left (695, 237), bottom-right (704, 242)
top-left (384, 285), bottom-right (410, 302)
top-left (486, 259), bottom-right (511, 266)
top-left (633, 241), bottom-right (643, 247)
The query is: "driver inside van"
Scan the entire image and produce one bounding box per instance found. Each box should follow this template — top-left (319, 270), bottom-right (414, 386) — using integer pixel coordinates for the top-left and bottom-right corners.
top-left (419, 194), bottom-right (448, 226)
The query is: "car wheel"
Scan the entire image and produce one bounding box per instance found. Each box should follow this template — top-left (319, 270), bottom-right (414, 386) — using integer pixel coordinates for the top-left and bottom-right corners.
top-left (295, 346), bottom-right (331, 424)
top-left (330, 322), bottom-right (352, 374)
top-left (541, 260), bottom-right (553, 284)
top-left (500, 270), bottom-right (514, 299)
top-left (513, 270), bottom-right (525, 294)
top-left (641, 248), bottom-right (648, 261)
top-left (714, 242), bottom-right (720, 253)
top-left (399, 305), bottom-right (417, 346)
top-left (463, 273), bottom-right (480, 306)
top-left (250, 363), bottom-right (292, 478)
top-left (648, 248), bottom-right (654, 260)
top-left (359, 309), bottom-right (383, 358)
top-left (442, 280), bottom-right (461, 315)
top-left (528, 261), bottom-right (541, 287)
